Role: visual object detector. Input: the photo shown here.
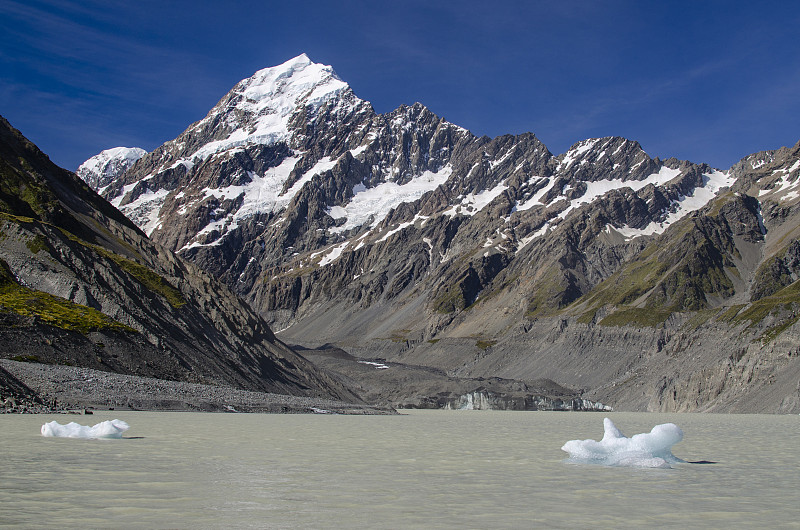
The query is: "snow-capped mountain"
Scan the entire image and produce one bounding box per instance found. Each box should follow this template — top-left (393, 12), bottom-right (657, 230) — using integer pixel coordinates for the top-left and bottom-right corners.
top-left (95, 55), bottom-right (727, 279)
top-left (83, 54), bottom-right (800, 413)
top-left (77, 146), bottom-right (146, 190)
top-left (101, 54), bottom-right (474, 243)
top-left (0, 115), bottom-right (356, 402)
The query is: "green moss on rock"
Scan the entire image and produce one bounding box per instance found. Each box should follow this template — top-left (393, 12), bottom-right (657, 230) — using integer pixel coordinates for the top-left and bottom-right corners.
top-left (526, 267), bottom-right (581, 318)
top-left (730, 280), bottom-right (800, 341)
top-left (25, 234), bottom-right (47, 254)
top-left (58, 228), bottom-right (186, 308)
top-left (0, 160), bottom-right (59, 218)
top-left (99, 249), bottom-right (186, 309)
top-left (0, 259), bottom-right (136, 334)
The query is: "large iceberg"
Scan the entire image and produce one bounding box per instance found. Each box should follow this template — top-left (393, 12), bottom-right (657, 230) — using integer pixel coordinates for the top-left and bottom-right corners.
top-left (561, 417), bottom-right (684, 468)
top-left (41, 419), bottom-right (130, 439)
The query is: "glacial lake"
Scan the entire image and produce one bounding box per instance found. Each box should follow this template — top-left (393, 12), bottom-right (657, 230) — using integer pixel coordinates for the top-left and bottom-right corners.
top-left (1, 410), bottom-right (798, 528)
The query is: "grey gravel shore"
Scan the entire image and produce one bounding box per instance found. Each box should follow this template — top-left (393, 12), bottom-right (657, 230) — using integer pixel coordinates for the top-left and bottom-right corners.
top-left (0, 360), bottom-right (395, 414)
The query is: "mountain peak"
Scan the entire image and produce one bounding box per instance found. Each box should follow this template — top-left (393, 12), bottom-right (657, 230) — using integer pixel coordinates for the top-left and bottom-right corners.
top-left (275, 53), bottom-right (320, 72)
top-left (76, 147), bottom-right (146, 190)
top-left (169, 55), bottom-right (355, 164)
top-left (557, 136), bottom-right (655, 181)
top-left (290, 52), bottom-right (312, 64)
top-left (240, 54), bottom-right (348, 112)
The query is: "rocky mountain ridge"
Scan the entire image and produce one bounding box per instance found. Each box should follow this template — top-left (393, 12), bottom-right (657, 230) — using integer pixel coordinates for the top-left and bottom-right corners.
top-left (0, 115), bottom-right (360, 407)
top-left (83, 55), bottom-right (800, 412)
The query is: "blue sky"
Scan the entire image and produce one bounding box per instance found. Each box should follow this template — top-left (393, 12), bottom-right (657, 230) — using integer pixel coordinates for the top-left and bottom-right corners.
top-left (2, 0), bottom-right (799, 171)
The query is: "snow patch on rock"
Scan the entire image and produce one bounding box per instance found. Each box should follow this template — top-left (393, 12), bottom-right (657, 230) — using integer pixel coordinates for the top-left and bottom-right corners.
top-left (77, 147), bottom-right (146, 190)
top-left (329, 165), bottom-right (453, 233)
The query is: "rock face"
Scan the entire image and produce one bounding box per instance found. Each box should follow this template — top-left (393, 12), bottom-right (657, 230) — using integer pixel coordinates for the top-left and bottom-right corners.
top-left (293, 344), bottom-right (611, 411)
top-left (85, 55), bottom-right (800, 413)
top-left (0, 364), bottom-right (51, 413)
top-left (0, 115), bottom-right (358, 404)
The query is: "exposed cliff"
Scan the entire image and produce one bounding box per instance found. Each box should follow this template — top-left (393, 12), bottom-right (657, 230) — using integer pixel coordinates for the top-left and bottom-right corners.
top-left (0, 115), bottom-right (358, 403)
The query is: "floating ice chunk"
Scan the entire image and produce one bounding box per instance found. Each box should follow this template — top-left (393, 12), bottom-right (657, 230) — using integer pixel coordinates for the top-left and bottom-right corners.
top-left (41, 419), bottom-right (130, 439)
top-left (561, 418), bottom-right (684, 468)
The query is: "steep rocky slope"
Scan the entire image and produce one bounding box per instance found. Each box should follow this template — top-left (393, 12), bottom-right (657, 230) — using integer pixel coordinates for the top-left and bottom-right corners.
top-left (0, 363), bottom-right (49, 413)
top-left (86, 55), bottom-right (800, 412)
top-left (0, 115), bottom-right (358, 404)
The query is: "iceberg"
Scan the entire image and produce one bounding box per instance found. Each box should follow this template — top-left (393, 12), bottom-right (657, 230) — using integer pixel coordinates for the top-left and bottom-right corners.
top-left (561, 417), bottom-right (684, 468)
top-left (41, 419), bottom-right (130, 439)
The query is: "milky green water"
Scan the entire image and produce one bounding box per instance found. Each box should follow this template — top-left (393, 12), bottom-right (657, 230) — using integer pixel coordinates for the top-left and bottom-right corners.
top-left (1, 410), bottom-right (798, 528)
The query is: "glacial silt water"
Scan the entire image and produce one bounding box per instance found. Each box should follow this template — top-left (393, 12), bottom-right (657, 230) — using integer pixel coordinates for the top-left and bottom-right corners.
top-left (1, 410), bottom-right (798, 528)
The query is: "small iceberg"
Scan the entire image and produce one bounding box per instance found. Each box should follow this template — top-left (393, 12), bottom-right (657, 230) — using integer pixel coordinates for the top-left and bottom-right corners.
top-left (561, 417), bottom-right (684, 468)
top-left (41, 419), bottom-right (130, 439)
